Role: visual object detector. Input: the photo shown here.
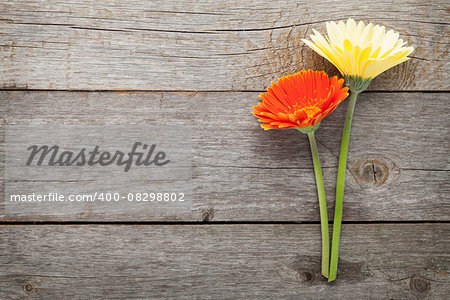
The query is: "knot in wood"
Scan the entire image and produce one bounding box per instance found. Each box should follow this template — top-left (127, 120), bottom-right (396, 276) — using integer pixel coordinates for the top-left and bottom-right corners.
top-left (297, 270), bottom-right (315, 283)
top-left (201, 208), bottom-right (215, 222)
top-left (24, 282), bottom-right (38, 294)
top-left (410, 275), bottom-right (431, 293)
top-left (24, 283), bottom-right (34, 292)
top-left (351, 159), bottom-right (389, 187)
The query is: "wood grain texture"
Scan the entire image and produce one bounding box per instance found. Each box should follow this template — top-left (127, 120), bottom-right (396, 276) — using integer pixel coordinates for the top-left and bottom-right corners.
top-left (1, 0), bottom-right (448, 91)
top-left (1, 91), bottom-right (449, 221)
top-left (2, 2), bottom-right (448, 298)
top-left (0, 224), bottom-right (448, 299)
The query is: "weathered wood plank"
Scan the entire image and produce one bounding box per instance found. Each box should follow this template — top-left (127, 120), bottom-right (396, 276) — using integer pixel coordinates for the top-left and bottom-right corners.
top-left (1, 91), bottom-right (448, 221)
top-left (1, 0), bottom-right (448, 91)
top-left (0, 224), bottom-right (448, 299)
top-left (2, 91), bottom-right (448, 170)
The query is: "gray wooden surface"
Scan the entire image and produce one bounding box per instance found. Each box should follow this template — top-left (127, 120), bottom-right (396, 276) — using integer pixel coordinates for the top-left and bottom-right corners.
top-left (1, 0), bottom-right (449, 298)
top-left (1, 0), bottom-right (449, 91)
top-left (1, 91), bottom-right (449, 221)
top-left (0, 224), bottom-right (449, 299)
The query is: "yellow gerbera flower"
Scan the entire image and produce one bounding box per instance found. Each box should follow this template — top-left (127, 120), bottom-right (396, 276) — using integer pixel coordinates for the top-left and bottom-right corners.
top-left (302, 18), bottom-right (414, 88)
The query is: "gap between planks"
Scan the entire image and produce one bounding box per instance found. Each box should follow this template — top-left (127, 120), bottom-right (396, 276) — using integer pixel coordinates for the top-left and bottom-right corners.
top-left (0, 220), bottom-right (449, 226)
top-left (1, 89), bottom-right (449, 93)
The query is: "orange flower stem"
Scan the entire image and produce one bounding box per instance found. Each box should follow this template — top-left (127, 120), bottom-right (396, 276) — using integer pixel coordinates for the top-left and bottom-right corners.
top-left (328, 90), bottom-right (359, 282)
top-left (306, 130), bottom-right (329, 278)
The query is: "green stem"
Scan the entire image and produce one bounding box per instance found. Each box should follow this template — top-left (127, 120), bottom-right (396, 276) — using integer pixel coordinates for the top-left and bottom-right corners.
top-left (328, 91), bottom-right (359, 282)
top-left (307, 131), bottom-right (329, 278)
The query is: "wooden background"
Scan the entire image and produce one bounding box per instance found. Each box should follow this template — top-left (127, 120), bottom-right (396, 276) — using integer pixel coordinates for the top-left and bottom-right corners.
top-left (1, 0), bottom-right (449, 298)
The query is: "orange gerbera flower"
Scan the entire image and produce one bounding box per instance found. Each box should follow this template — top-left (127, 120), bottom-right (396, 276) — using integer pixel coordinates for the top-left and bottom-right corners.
top-left (252, 70), bottom-right (349, 130)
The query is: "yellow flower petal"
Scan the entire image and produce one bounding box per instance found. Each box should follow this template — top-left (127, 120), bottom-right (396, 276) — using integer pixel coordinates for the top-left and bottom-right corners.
top-left (302, 19), bottom-right (414, 80)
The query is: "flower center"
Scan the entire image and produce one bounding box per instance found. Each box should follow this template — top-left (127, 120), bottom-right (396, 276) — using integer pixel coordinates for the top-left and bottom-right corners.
top-left (302, 106), bottom-right (321, 118)
top-left (285, 103), bottom-right (322, 118)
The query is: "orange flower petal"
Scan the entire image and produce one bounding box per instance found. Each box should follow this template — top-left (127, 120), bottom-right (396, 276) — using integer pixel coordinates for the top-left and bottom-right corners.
top-left (252, 70), bottom-right (349, 130)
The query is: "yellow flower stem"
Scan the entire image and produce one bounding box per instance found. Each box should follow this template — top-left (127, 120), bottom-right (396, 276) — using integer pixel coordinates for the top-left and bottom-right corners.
top-left (307, 131), bottom-right (329, 278)
top-left (328, 90), bottom-right (359, 282)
